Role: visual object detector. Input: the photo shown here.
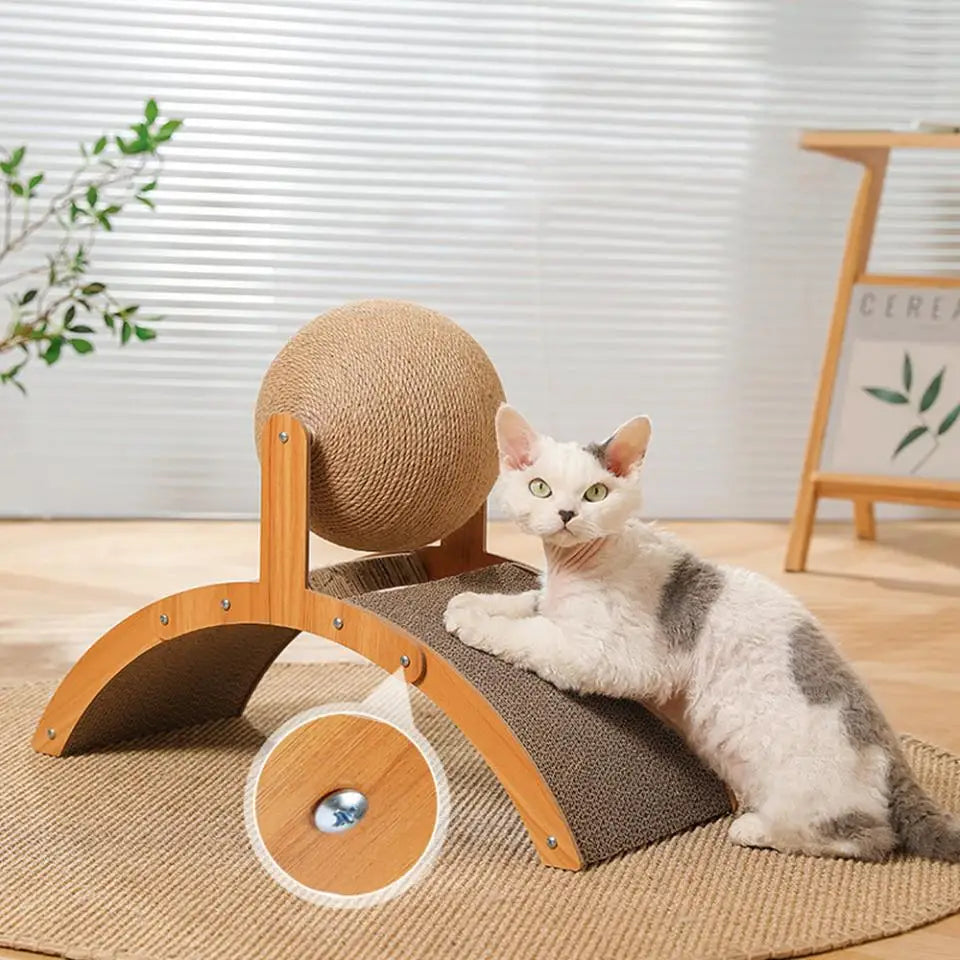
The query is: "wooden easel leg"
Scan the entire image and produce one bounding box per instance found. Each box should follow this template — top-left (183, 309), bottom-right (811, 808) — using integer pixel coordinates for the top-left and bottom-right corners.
top-left (785, 479), bottom-right (818, 572)
top-left (784, 147), bottom-right (889, 572)
top-left (853, 499), bottom-right (876, 540)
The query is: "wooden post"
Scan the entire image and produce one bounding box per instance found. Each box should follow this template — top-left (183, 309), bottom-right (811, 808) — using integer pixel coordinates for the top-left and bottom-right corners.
top-left (258, 413), bottom-right (310, 616)
top-left (785, 141), bottom-right (889, 572)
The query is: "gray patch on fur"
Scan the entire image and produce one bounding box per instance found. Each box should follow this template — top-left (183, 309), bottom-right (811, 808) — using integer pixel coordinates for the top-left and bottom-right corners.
top-left (657, 554), bottom-right (724, 650)
top-left (788, 619), bottom-right (889, 748)
top-left (584, 439), bottom-right (610, 464)
top-left (887, 755), bottom-right (960, 862)
top-left (819, 811), bottom-right (894, 861)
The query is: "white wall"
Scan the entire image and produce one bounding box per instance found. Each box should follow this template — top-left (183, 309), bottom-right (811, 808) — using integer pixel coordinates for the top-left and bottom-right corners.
top-left (2, 0), bottom-right (960, 520)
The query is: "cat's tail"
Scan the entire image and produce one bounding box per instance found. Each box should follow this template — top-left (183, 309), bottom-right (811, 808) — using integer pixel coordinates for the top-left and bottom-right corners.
top-left (889, 755), bottom-right (960, 862)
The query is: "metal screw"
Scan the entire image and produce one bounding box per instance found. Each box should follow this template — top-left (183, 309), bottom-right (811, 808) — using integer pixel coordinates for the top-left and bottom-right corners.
top-left (332, 617), bottom-right (343, 630)
top-left (278, 431), bottom-right (289, 444)
top-left (400, 654), bottom-right (411, 668)
top-left (159, 613), bottom-right (169, 626)
top-left (546, 836), bottom-right (558, 850)
top-left (46, 728), bottom-right (56, 740)
top-left (221, 599), bottom-right (231, 611)
top-left (314, 788), bottom-right (368, 834)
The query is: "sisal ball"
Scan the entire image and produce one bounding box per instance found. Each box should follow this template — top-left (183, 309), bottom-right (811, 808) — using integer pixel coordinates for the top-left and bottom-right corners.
top-left (254, 300), bottom-right (505, 552)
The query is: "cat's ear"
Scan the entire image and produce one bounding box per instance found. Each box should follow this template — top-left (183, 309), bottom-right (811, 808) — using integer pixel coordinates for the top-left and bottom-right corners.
top-left (603, 416), bottom-right (651, 477)
top-left (495, 404), bottom-right (539, 470)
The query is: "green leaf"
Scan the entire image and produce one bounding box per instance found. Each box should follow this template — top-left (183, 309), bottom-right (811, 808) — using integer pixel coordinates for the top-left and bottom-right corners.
top-left (137, 196), bottom-right (156, 210)
top-left (863, 387), bottom-right (909, 405)
top-left (86, 185), bottom-right (98, 206)
top-left (892, 425), bottom-right (928, 459)
top-left (64, 305), bottom-right (76, 325)
top-left (937, 403), bottom-right (960, 436)
top-left (0, 160), bottom-right (12, 175)
top-left (69, 201), bottom-right (81, 223)
top-left (20, 289), bottom-right (37, 305)
top-left (134, 325), bottom-right (157, 341)
top-left (9, 181), bottom-right (24, 197)
top-left (41, 339), bottom-right (62, 365)
top-left (155, 118), bottom-right (183, 142)
top-left (81, 282), bottom-right (106, 295)
top-left (121, 320), bottom-right (133, 345)
top-left (96, 212), bottom-right (112, 231)
top-left (102, 312), bottom-right (115, 331)
top-left (70, 324), bottom-right (95, 333)
top-left (115, 136), bottom-right (134, 155)
top-left (145, 98), bottom-right (159, 123)
top-left (140, 179), bottom-right (158, 192)
top-left (119, 304), bottom-right (139, 317)
top-left (93, 135), bottom-right (108, 155)
top-left (920, 368), bottom-right (945, 413)
top-left (28, 172), bottom-right (43, 190)
top-left (9, 145), bottom-right (25, 168)
top-left (103, 204), bottom-right (122, 215)
top-left (902, 352), bottom-right (912, 393)
top-left (70, 338), bottom-right (94, 354)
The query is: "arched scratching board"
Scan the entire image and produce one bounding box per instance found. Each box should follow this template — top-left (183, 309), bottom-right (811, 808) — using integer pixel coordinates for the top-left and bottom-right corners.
top-left (32, 302), bottom-right (732, 876)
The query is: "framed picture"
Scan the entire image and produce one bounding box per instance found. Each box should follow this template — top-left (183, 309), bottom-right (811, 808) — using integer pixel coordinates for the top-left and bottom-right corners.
top-left (823, 283), bottom-right (960, 480)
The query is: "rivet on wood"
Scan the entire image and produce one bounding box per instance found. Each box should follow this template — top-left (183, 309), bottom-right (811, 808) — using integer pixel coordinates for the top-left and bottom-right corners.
top-left (332, 617), bottom-right (343, 630)
top-left (159, 614), bottom-right (169, 626)
top-left (221, 599), bottom-right (231, 611)
top-left (46, 728), bottom-right (56, 740)
top-left (546, 836), bottom-right (558, 849)
top-left (278, 431), bottom-right (289, 444)
top-left (400, 654), bottom-right (411, 668)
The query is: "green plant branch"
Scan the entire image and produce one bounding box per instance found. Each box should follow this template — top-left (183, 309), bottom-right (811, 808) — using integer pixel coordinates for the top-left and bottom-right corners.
top-left (1, 99), bottom-right (181, 393)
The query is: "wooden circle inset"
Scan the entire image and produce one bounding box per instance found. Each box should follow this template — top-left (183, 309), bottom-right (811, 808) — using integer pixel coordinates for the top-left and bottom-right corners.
top-left (253, 713), bottom-right (437, 896)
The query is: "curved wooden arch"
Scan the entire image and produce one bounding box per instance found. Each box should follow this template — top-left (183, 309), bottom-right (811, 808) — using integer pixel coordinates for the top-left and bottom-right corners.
top-left (31, 414), bottom-right (581, 871)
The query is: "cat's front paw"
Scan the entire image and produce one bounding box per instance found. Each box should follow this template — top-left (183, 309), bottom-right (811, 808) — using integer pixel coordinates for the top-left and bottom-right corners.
top-left (444, 593), bottom-right (498, 653)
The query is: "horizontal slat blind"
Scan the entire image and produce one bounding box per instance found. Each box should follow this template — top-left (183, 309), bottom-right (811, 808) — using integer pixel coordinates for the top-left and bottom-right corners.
top-left (2, 0), bottom-right (960, 519)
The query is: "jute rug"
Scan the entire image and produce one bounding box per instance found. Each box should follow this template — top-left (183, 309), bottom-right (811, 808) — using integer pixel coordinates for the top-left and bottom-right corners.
top-left (2, 663), bottom-right (959, 960)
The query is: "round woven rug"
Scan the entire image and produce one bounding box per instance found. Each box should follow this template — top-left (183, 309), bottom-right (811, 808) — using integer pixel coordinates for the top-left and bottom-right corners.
top-left (1, 663), bottom-right (959, 960)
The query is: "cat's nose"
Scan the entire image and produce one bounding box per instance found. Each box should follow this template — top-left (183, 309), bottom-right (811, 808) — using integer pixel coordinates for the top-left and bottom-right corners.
top-left (558, 509), bottom-right (575, 525)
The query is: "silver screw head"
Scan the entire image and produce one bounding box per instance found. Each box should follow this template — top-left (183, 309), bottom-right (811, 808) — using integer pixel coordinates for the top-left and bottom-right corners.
top-left (221, 598), bottom-right (231, 611)
top-left (278, 431), bottom-right (289, 444)
top-left (46, 728), bottom-right (56, 740)
top-left (400, 654), bottom-right (411, 668)
top-left (332, 617), bottom-right (343, 630)
top-left (546, 836), bottom-right (558, 849)
top-left (314, 789), bottom-right (368, 834)
top-left (159, 613), bottom-right (169, 626)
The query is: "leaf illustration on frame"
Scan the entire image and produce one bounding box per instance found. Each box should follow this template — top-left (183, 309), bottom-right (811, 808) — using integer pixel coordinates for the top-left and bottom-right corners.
top-left (902, 351), bottom-right (913, 393)
top-left (919, 367), bottom-right (945, 413)
top-left (938, 402), bottom-right (960, 436)
top-left (863, 387), bottom-right (909, 404)
top-left (892, 425), bottom-right (928, 459)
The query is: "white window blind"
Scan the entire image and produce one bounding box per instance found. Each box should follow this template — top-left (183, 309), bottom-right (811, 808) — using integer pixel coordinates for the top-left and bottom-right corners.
top-left (2, 0), bottom-right (960, 519)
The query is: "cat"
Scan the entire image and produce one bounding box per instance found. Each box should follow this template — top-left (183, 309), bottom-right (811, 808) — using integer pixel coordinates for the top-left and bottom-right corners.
top-left (443, 404), bottom-right (960, 862)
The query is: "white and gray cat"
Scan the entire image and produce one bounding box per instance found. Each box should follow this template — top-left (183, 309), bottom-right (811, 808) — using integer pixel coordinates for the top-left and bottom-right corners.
top-left (444, 404), bottom-right (960, 862)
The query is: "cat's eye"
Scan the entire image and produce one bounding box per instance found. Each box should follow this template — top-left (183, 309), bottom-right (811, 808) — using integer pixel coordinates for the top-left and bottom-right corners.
top-left (528, 478), bottom-right (552, 498)
top-left (583, 482), bottom-right (608, 503)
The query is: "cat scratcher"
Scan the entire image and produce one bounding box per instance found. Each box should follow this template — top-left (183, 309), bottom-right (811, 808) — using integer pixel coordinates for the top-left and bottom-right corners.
top-left (31, 301), bottom-right (731, 893)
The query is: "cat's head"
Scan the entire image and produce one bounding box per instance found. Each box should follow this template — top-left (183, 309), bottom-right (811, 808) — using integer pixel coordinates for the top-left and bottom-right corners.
top-left (494, 404), bottom-right (651, 546)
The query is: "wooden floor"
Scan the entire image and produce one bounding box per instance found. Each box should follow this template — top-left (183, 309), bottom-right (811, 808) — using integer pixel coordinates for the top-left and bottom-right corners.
top-left (0, 518), bottom-right (958, 960)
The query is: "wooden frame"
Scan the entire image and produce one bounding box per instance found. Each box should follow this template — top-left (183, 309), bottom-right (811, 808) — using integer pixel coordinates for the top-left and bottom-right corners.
top-left (32, 413), bottom-right (582, 870)
top-left (785, 130), bottom-right (960, 572)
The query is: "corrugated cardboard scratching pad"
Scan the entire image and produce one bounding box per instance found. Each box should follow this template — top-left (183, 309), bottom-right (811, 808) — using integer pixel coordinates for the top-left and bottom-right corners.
top-left (2, 663), bottom-right (959, 960)
top-left (254, 299), bottom-right (505, 552)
